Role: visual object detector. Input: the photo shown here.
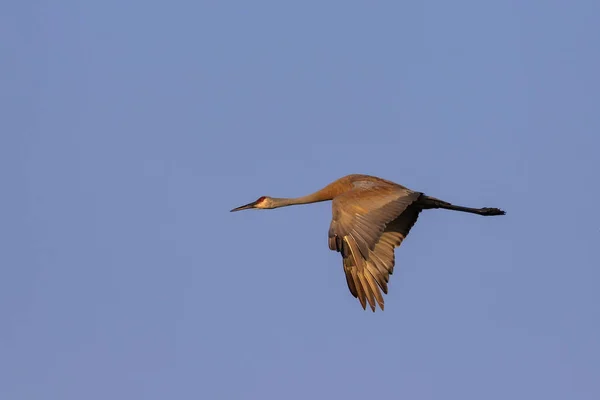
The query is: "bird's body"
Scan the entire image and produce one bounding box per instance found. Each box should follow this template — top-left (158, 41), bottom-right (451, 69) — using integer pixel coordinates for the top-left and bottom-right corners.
top-left (231, 174), bottom-right (505, 311)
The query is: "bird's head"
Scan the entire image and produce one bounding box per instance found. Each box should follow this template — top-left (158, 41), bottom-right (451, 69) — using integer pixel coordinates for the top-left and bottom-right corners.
top-left (230, 196), bottom-right (275, 212)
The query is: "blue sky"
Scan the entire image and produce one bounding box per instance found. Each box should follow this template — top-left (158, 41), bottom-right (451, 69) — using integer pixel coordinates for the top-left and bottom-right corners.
top-left (3, 1), bottom-right (599, 399)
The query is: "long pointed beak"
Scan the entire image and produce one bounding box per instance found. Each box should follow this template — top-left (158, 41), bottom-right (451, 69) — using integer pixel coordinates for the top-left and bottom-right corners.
top-left (230, 201), bottom-right (258, 212)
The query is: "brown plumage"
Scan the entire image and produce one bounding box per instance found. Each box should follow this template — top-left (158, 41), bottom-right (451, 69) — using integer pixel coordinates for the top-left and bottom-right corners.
top-left (231, 174), bottom-right (505, 311)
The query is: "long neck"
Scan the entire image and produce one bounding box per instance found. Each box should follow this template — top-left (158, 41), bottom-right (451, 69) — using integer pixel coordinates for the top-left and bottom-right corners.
top-left (270, 188), bottom-right (336, 209)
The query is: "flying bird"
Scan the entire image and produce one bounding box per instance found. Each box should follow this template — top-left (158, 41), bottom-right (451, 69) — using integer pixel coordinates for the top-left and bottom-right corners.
top-left (231, 174), bottom-right (505, 311)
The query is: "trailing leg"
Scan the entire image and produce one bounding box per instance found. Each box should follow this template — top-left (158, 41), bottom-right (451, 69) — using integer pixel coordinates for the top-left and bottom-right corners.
top-left (417, 195), bottom-right (506, 216)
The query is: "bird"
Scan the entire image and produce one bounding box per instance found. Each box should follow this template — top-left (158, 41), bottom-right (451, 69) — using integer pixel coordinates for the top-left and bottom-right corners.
top-left (231, 174), bottom-right (505, 311)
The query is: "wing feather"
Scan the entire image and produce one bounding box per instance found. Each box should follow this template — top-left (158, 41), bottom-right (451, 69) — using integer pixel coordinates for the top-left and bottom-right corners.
top-left (357, 271), bottom-right (376, 312)
top-left (349, 263), bottom-right (367, 309)
top-left (329, 188), bottom-right (420, 257)
top-left (367, 259), bottom-right (389, 292)
top-left (336, 203), bottom-right (422, 311)
top-left (364, 268), bottom-right (385, 310)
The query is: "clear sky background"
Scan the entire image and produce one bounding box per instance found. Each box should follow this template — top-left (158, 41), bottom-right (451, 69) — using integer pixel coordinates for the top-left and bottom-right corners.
top-left (2, 1), bottom-right (599, 399)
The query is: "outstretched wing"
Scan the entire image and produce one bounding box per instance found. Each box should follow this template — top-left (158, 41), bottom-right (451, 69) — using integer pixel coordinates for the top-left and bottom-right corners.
top-left (340, 206), bottom-right (421, 311)
top-left (328, 186), bottom-right (422, 311)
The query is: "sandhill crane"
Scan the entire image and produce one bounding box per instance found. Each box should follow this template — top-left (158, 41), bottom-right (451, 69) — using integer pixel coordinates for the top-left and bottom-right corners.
top-left (231, 174), bottom-right (505, 311)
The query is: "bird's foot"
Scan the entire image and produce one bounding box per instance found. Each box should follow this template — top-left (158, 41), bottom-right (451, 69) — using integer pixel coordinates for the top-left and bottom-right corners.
top-left (480, 207), bottom-right (506, 216)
